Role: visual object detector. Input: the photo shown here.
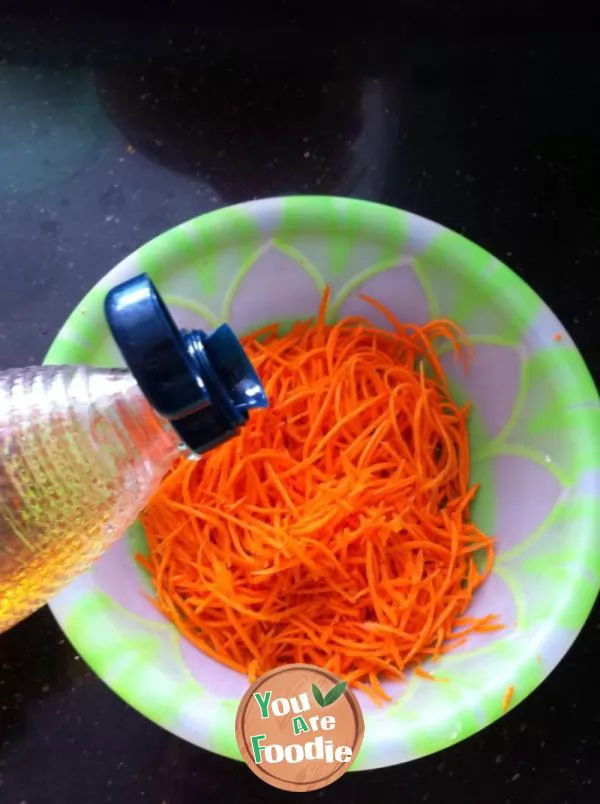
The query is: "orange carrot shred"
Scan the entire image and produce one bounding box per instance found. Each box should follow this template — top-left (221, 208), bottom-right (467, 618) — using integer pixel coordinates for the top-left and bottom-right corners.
top-left (139, 288), bottom-right (498, 702)
top-left (415, 667), bottom-right (449, 683)
top-left (502, 684), bottom-right (515, 712)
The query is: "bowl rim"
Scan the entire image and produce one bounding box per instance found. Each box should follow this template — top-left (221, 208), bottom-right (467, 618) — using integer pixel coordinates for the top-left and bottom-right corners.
top-left (44, 195), bottom-right (600, 769)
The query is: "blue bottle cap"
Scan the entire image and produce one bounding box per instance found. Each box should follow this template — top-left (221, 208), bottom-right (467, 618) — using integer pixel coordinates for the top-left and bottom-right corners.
top-left (104, 273), bottom-right (268, 454)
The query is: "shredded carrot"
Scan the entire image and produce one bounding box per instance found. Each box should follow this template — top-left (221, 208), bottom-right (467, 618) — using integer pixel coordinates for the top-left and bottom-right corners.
top-left (553, 333), bottom-right (562, 342)
top-left (414, 667), bottom-right (449, 683)
top-left (502, 684), bottom-right (515, 712)
top-left (139, 288), bottom-right (499, 702)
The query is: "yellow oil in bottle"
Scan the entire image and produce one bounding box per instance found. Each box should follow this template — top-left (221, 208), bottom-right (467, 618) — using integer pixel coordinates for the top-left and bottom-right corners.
top-left (0, 365), bottom-right (179, 633)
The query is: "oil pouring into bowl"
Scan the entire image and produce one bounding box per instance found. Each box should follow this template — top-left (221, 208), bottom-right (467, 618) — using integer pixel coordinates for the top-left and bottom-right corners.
top-left (0, 273), bottom-right (267, 633)
top-left (40, 198), bottom-right (600, 769)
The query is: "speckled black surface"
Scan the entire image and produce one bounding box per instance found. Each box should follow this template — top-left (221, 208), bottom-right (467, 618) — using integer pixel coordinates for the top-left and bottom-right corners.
top-left (0, 13), bottom-right (599, 804)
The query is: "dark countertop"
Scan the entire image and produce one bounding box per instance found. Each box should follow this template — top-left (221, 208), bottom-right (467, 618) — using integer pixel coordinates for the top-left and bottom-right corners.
top-left (0, 12), bottom-right (599, 804)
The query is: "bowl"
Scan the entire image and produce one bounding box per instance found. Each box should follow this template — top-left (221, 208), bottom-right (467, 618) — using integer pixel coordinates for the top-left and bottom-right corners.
top-left (44, 196), bottom-right (600, 770)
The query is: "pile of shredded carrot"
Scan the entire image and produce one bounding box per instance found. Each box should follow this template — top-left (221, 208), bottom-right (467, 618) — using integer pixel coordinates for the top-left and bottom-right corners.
top-left (138, 289), bottom-right (499, 702)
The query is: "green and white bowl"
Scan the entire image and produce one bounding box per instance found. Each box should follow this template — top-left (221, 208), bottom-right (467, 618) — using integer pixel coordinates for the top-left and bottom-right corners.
top-left (45, 196), bottom-right (600, 770)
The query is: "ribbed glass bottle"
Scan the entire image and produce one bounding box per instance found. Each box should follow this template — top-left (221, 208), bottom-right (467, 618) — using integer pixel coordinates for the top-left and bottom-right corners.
top-left (0, 365), bottom-right (181, 632)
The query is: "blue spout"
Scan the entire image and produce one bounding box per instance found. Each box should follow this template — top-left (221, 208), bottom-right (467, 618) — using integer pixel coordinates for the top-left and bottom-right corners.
top-left (104, 273), bottom-right (268, 454)
top-left (193, 324), bottom-right (268, 420)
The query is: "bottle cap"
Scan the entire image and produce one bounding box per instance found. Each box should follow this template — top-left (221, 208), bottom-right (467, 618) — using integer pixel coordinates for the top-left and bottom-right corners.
top-left (104, 273), bottom-right (268, 454)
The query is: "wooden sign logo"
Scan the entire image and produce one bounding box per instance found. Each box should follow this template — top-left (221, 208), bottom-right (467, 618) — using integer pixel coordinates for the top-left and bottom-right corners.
top-left (235, 664), bottom-right (365, 792)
